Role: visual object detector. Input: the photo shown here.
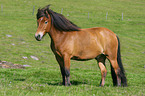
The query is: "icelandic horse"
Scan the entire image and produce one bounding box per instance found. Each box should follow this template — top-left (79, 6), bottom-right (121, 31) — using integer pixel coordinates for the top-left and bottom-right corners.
top-left (35, 5), bottom-right (127, 87)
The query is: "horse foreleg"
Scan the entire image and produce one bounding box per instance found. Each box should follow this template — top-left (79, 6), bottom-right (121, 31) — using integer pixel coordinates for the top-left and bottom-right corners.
top-left (60, 67), bottom-right (66, 85)
top-left (55, 55), bottom-right (66, 85)
top-left (63, 54), bottom-right (71, 86)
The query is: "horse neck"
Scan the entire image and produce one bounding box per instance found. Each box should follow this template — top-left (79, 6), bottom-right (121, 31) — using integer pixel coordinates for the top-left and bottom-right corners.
top-left (48, 25), bottom-right (62, 45)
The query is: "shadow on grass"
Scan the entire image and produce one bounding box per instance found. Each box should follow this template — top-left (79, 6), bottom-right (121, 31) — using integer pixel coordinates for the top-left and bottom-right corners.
top-left (14, 79), bottom-right (26, 81)
top-left (46, 80), bottom-right (87, 86)
top-left (13, 78), bottom-right (88, 86)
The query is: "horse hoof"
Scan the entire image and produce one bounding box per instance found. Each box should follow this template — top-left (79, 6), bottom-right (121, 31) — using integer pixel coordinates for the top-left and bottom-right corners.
top-left (99, 84), bottom-right (104, 87)
top-left (65, 83), bottom-right (71, 86)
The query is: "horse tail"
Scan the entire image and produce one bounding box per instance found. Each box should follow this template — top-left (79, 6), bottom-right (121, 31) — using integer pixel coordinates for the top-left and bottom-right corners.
top-left (110, 36), bottom-right (127, 86)
top-left (116, 36), bottom-right (127, 86)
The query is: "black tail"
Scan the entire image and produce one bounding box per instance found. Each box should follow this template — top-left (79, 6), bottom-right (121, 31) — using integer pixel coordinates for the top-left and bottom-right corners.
top-left (111, 36), bottom-right (127, 87)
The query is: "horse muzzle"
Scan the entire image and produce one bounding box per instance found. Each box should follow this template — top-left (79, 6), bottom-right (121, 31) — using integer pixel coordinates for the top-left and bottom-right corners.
top-left (35, 32), bottom-right (44, 41)
top-left (35, 34), bottom-right (41, 41)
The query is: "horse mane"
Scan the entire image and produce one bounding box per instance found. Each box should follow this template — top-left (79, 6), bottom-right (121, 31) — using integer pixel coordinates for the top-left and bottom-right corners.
top-left (36, 5), bottom-right (80, 32)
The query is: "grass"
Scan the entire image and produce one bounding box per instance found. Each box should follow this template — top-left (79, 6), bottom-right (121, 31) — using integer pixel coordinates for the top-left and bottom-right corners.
top-left (0, 0), bottom-right (145, 95)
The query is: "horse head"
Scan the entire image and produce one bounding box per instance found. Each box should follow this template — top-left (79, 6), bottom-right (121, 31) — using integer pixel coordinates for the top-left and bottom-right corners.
top-left (35, 5), bottom-right (51, 41)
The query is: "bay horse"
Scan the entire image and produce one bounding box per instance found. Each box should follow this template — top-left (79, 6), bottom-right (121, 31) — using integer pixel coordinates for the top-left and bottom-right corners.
top-left (35, 5), bottom-right (127, 87)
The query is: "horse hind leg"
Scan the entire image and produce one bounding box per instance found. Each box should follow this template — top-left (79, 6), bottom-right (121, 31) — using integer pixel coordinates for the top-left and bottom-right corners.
top-left (108, 53), bottom-right (127, 86)
top-left (110, 64), bottom-right (117, 86)
top-left (110, 59), bottom-right (127, 87)
top-left (109, 59), bottom-right (122, 86)
top-left (96, 54), bottom-right (107, 87)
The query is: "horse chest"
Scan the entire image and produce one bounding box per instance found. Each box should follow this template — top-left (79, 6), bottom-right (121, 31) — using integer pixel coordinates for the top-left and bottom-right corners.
top-left (51, 41), bottom-right (73, 57)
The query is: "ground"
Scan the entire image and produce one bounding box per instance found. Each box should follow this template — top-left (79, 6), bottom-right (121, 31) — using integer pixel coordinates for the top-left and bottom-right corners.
top-left (0, 0), bottom-right (145, 96)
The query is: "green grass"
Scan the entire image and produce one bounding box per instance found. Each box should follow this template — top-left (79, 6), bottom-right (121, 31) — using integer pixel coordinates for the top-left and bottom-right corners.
top-left (0, 0), bottom-right (145, 95)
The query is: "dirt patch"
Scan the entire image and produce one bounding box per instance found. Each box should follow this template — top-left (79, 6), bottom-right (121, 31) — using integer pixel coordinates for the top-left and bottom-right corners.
top-left (0, 60), bottom-right (25, 69)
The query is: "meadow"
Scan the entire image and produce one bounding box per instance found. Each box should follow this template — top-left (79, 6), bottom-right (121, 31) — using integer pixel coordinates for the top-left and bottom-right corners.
top-left (0, 0), bottom-right (145, 95)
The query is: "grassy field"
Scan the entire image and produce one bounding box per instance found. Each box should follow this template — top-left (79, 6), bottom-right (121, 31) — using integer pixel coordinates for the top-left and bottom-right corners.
top-left (0, 0), bottom-right (145, 95)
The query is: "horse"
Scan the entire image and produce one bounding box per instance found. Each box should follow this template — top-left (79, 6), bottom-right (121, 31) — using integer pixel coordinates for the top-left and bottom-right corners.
top-left (35, 5), bottom-right (127, 87)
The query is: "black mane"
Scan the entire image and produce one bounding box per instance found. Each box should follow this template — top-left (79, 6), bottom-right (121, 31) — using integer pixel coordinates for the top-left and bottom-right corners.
top-left (36, 5), bottom-right (80, 32)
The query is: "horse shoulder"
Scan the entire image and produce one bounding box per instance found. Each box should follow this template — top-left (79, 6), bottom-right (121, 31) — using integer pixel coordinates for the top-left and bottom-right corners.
top-left (53, 33), bottom-right (76, 57)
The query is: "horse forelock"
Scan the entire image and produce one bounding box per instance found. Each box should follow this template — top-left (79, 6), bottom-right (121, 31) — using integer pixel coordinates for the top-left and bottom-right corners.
top-left (36, 5), bottom-right (50, 20)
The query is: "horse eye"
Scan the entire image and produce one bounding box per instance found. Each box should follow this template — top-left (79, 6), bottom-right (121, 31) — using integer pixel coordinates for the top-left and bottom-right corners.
top-left (45, 21), bottom-right (48, 24)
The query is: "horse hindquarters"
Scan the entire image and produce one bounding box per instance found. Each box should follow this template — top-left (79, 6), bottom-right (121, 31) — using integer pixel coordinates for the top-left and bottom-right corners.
top-left (107, 36), bottom-right (127, 87)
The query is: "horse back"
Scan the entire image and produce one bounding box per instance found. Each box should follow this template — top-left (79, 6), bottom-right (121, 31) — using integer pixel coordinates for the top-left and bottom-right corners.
top-left (70, 27), bottom-right (118, 59)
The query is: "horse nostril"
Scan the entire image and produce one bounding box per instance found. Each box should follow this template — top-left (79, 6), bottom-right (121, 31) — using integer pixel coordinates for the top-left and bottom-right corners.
top-left (35, 34), bottom-right (41, 41)
top-left (37, 34), bottom-right (40, 39)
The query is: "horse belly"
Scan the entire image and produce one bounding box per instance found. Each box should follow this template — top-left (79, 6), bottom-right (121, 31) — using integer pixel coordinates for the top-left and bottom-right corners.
top-left (71, 49), bottom-right (101, 61)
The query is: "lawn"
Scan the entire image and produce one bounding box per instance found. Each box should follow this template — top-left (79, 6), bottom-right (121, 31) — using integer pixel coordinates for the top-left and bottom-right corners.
top-left (0, 0), bottom-right (145, 96)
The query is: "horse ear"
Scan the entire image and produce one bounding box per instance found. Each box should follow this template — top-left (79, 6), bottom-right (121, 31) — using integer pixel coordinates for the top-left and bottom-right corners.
top-left (37, 8), bottom-right (41, 12)
top-left (46, 4), bottom-right (51, 9)
top-left (45, 10), bottom-right (51, 19)
top-left (37, 8), bottom-right (42, 19)
top-left (46, 10), bottom-right (48, 15)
